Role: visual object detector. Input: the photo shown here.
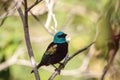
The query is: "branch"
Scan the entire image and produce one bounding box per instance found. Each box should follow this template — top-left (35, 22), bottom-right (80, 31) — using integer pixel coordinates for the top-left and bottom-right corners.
top-left (0, 1), bottom-right (16, 26)
top-left (30, 11), bottom-right (54, 35)
top-left (68, 42), bottom-right (95, 61)
top-left (23, 0), bottom-right (40, 80)
top-left (14, 0), bottom-right (40, 80)
top-left (61, 44), bottom-right (95, 76)
top-left (49, 42), bottom-right (95, 80)
top-left (101, 33), bottom-right (120, 80)
top-left (0, 13), bottom-right (8, 26)
top-left (29, 0), bottom-right (57, 35)
top-left (27, 0), bottom-right (43, 12)
top-left (45, 0), bottom-right (57, 33)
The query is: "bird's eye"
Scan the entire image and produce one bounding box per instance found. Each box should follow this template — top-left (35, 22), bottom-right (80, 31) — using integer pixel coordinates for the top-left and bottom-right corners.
top-left (57, 34), bottom-right (67, 38)
top-left (58, 34), bottom-right (63, 38)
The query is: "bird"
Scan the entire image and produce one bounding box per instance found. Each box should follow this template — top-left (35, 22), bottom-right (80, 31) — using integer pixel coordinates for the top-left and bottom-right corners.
top-left (31, 31), bottom-right (68, 73)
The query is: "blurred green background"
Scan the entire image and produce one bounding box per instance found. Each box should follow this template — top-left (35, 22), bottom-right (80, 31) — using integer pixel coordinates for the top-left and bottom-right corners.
top-left (0, 0), bottom-right (120, 80)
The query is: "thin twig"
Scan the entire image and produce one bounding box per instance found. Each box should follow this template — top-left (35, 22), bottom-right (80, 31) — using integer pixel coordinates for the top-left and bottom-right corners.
top-left (0, 13), bottom-right (8, 26)
top-left (68, 42), bottom-right (95, 61)
top-left (49, 42), bottom-right (95, 80)
top-left (30, 11), bottom-right (54, 35)
top-left (27, 0), bottom-right (56, 35)
top-left (101, 34), bottom-right (120, 80)
top-left (29, 0), bottom-right (57, 35)
top-left (45, 0), bottom-right (57, 33)
top-left (0, 1), bottom-right (17, 26)
top-left (27, 0), bottom-right (43, 12)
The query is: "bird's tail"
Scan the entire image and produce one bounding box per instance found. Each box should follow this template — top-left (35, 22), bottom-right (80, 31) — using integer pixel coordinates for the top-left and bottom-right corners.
top-left (31, 63), bottom-right (42, 73)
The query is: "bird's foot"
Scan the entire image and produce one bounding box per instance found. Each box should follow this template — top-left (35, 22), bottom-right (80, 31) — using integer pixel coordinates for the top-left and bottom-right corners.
top-left (59, 62), bottom-right (65, 68)
top-left (55, 68), bottom-right (61, 74)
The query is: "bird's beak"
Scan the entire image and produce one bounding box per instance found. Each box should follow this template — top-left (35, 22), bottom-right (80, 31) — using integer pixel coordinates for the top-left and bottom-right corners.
top-left (63, 33), bottom-right (67, 38)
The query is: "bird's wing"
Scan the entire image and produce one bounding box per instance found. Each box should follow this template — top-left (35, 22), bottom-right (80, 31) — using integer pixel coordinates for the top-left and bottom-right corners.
top-left (45, 43), bottom-right (57, 55)
top-left (37, 42), bottom-right (57, 66)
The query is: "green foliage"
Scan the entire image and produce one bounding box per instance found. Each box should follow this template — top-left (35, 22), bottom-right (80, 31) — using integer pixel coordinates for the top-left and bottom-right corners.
top-left (0, 56), bottom-right (10, 80)
top-left (0, 16), bottom-right (22, 80)
top-left (95, 15), bottom-right (112, 50)
top-left (95, 0), bottom-right (120, 58)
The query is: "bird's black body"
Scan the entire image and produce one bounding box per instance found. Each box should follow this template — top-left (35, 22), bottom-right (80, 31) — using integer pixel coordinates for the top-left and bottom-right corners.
top-left (38, 42), bottom-right (68, 67)
top-left (31, 31), bottom-right (68, 73)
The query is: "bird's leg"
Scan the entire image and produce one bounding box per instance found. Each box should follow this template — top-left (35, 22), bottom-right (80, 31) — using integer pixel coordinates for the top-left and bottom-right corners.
top-left (58, 62), bottom-right (65, 68)
top-left (58, 62), bottom-right (63, 65)
top-left (52, 64), bottom-right (61, 74)
top-left (55, 62), bottom-right (65, 74)
top-left (52, 64), bottom-right (58, 69)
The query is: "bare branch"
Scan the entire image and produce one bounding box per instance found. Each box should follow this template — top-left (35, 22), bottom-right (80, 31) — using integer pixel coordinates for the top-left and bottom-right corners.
top-left (23, 0), bottom-right (40, 80)
top-left (68, 42), bottom-right (95, 61)
top-left (30, 11), bottom-right (54, 35)
top-left (0, 1), bottom-right (17, 26)
top-left (0, 13), bottom-right (8, 26)
top-left (14, 0), bottom-right (40, 80)
top-left (29, 0), bottom-right (58, 35)
top-left (101, 34), bottom-right (120, 80)
top-left (45, 0), bottom-right (57, 33)
top-left (27, 0), bottom-right (43, 12)
top-left (16, 59), bottom-right (32, 67)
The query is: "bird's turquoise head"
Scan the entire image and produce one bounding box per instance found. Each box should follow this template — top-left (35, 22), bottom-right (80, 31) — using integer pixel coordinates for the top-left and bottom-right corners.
top-left (53, 31), bottom-right (67, 43)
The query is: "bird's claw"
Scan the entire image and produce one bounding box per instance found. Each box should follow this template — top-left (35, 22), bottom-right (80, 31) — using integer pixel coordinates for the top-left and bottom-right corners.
top-left (59, 62), bottom-right (65, 69)
top-left (55, 68), bottom-right (61, 74)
